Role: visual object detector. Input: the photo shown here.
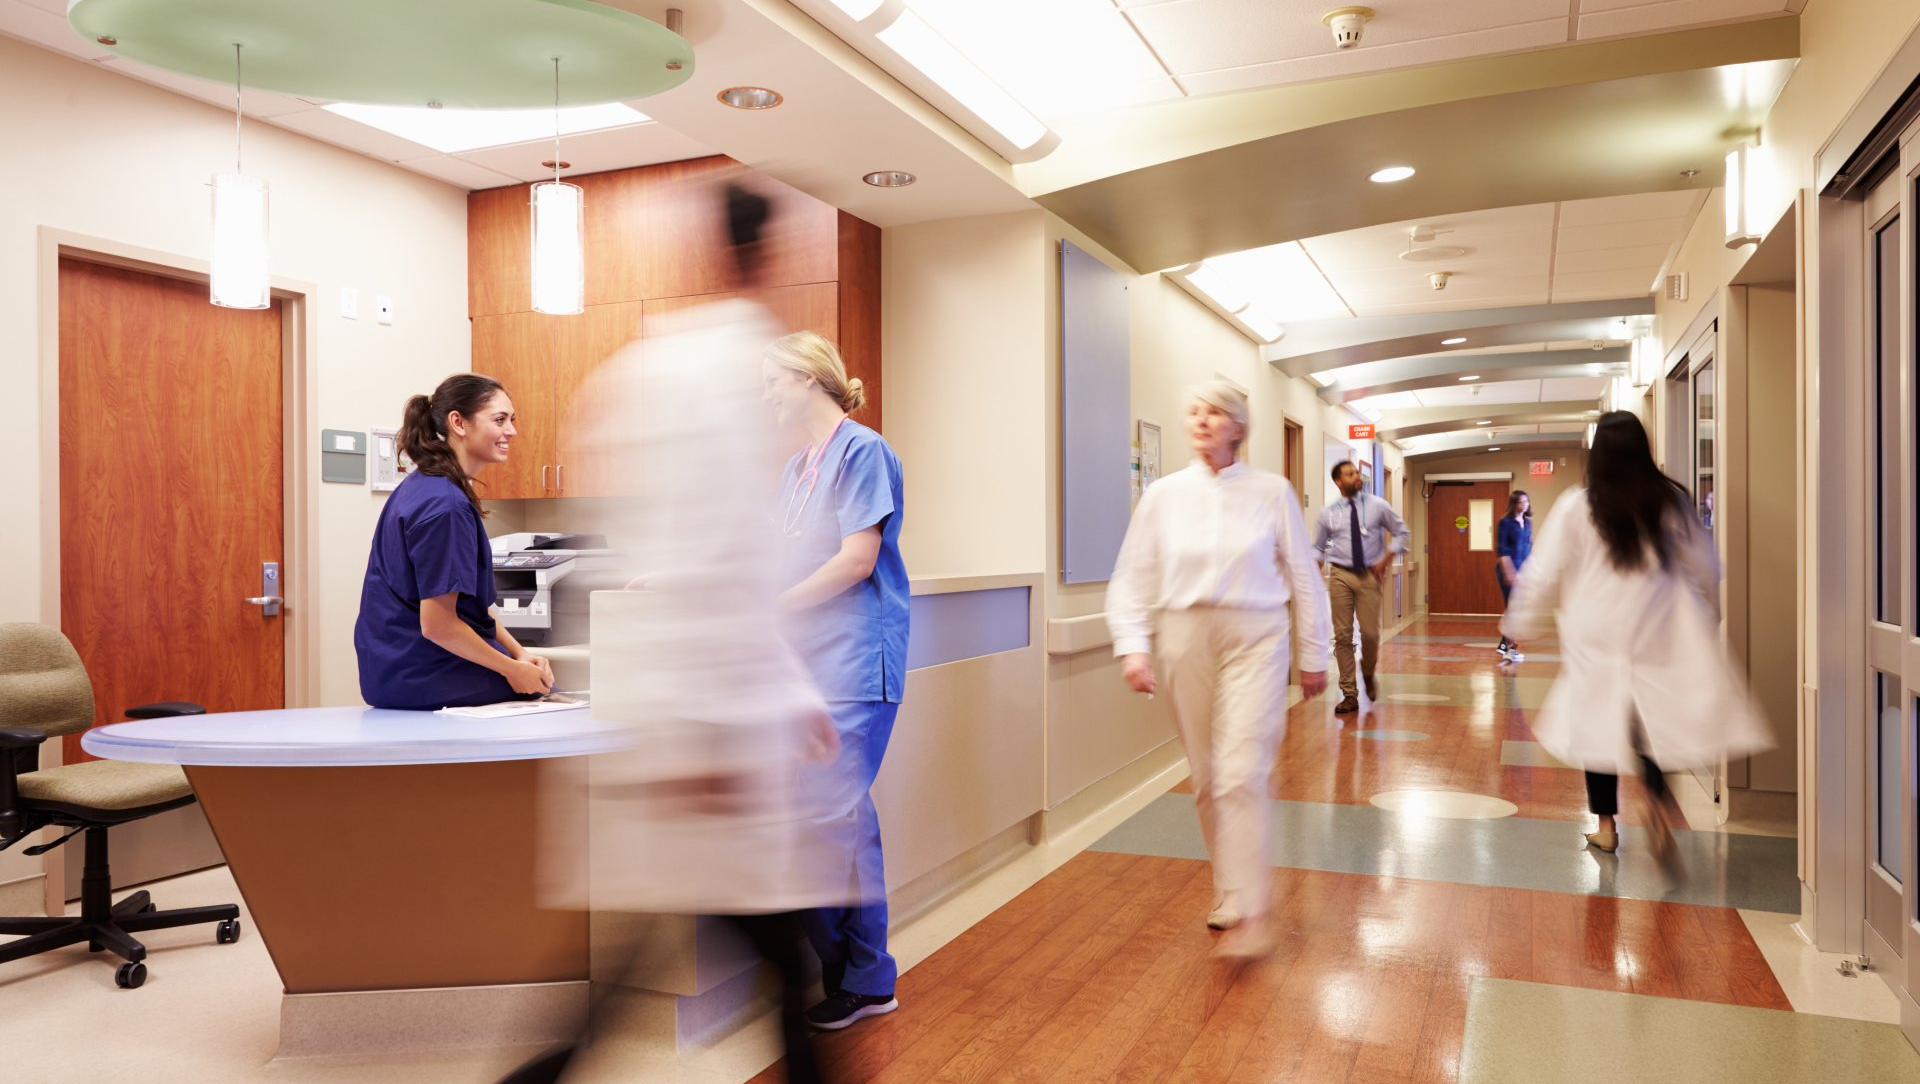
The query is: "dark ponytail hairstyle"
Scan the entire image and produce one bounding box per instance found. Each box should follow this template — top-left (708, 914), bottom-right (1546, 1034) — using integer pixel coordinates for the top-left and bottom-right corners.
top-left (1585, 410), bottom-right (1690, 572)
top-left (399, 373), bottom-right (507, 516)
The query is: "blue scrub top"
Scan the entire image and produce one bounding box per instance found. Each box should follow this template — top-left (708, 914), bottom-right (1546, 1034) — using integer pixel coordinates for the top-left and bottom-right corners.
top-left (778, 420), bottom-right (909, 704)
top-left (353, 472), bottom-right (515, 710)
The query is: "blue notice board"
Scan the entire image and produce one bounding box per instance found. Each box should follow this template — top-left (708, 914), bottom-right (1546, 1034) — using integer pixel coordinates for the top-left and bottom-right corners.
top-left (1059, 239), bottom-right (1131, 585)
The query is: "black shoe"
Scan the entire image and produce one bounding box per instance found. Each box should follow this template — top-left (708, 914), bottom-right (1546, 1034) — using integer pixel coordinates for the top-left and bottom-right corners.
top-left (1334, 697), bottom-right (1360, 714)
top-left (805, 989), bottom-right (898, 1031)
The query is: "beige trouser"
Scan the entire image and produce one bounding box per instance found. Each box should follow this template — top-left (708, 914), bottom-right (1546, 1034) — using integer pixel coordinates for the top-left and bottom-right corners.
top-left (1159, 606), bottom-right (1290, 921)
top-left (1326, 564), bottom-right (1381, 699)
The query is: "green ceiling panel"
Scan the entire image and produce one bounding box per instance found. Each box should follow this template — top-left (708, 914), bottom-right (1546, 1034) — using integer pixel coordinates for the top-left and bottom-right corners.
top-left (67, 0), bottom-right (693, 108)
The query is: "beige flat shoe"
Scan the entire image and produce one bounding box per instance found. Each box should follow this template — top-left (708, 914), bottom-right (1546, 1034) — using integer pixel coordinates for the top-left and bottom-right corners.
top-left (1207, 910), bottom-right (1242, 931)
top-left (1585, 829), bottom-right (1618, 853)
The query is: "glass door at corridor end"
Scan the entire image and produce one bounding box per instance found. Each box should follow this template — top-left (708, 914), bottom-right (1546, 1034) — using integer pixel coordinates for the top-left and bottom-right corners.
top-left (1859, 147), bottom-right (1915, 1009)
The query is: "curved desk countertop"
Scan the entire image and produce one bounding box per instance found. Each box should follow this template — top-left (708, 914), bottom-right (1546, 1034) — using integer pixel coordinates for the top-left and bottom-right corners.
top-left (81, 705), bottom-right (633, 767)
top-left (81, 706), bottom-right (629, 1056)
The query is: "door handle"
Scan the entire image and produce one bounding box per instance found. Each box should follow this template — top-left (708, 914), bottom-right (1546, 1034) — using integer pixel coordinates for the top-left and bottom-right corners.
top-left (251, 562), bottom-right (282, 617)
top-left (556, 464), bottom-right (564, 492)
top-left (542, 465), bottom-right (550, 491)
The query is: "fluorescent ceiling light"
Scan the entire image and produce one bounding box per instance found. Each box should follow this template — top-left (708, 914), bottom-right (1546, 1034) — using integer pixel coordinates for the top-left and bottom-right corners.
top-left (1441, 336), bottom-right (1467, 345)
top-left (907, 0), bottom-right (1176, 116)
top-left (1488, 446), bottom-right (1503, 452)
top-left (1201, 243), bottom-right (1350, 323)
top-left (1361, 406), bottom-right (1383, 422)
top-left (1183, 263), bottom-right (1249, 314)
top-left (876, 12), bottom-right (1048, 150)
top-left (323, 102), bottom-right (650, 154)
top-left (1475, 419), bottom-right (1491, 425)
top-left (824, 0), bottom-right (889, 17)
top-left (1235, 309), bottom-right (1284, 343)
top-left (1458, 374), bottom-right (1481, 382)
top-left (1369, 166), bottom-right (1415, 183)
top-left (1308, 371), bottom-right (1339, 388)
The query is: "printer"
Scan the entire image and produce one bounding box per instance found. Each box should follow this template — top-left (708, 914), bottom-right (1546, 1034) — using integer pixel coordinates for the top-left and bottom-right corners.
top-left (489, 532), bottom-right (622, 646)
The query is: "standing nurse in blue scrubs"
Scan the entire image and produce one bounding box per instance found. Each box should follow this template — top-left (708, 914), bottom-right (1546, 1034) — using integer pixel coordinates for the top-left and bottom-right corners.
top-left (762, 330), bottom-right (908, 1032)
top-left (354, 373), bottom-right (554, 710)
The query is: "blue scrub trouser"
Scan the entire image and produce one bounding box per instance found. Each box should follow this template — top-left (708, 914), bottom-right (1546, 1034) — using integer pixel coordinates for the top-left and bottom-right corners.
top-left (801, 699), bottom-right (899, 998)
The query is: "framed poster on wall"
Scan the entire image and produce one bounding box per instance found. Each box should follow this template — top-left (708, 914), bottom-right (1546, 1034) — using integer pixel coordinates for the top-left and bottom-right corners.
top-left (1138, 420), bottom-right (1161, 491)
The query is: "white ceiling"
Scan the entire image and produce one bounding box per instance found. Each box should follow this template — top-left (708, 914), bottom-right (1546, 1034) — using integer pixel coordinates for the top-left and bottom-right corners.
top-left (1369, 374), bottom-right (1609, 410)
top-left (1296, 189), bottom-right (1706, 316)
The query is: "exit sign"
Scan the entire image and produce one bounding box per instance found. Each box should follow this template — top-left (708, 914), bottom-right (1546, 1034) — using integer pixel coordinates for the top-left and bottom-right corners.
top-left (1530, 460), bottom-right (1554, 476)
top-left (1349, 424), bottom-right (1375, 440)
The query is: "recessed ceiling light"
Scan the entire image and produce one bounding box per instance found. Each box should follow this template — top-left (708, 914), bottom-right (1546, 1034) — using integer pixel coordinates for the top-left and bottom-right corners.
top-left (718, 86), bottom-right (783, 109)
top-left (863, 170), bottom-right (917, 187)
top-left (1488, 446), bottom-right (1503, 452)
top-left (1458, 374), bottom-right (1481, 382)
top-left (322, 102), bottom-right (650, 154)
top-left (1475, 419), bottom-right (1491, 425)
top-left (1441, 336), bottom-right (1468, 346)
top-left (1369, 166), bottom-right (1416, 183)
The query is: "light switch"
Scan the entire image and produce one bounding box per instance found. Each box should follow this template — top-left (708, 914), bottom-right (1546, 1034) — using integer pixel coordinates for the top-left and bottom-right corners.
top-left (376, 295), bottom-right (394, 325)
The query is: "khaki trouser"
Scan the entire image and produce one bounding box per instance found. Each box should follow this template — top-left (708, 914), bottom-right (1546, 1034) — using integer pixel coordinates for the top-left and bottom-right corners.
top-left (1159, 606), bottom-right (1290, 921)
top-left (1326, 564), bottom-right (1382, 699)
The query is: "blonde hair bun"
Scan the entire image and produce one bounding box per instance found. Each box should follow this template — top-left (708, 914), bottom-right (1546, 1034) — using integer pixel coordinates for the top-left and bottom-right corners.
top-left (767, 330), bottom-right (864, 414)
top-left (843, 377), bottom-right (867, 413)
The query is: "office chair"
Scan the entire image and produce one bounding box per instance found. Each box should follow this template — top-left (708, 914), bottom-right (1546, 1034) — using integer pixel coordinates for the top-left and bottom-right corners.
top-left (0, 623), bottom-right (240, 989)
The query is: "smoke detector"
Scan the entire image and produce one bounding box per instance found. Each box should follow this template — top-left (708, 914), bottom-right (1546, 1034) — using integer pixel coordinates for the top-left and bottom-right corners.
top-left (1321, 7), bottom-right (1374, 49)
top-left (1428, 270), bottom-right (1453, 291)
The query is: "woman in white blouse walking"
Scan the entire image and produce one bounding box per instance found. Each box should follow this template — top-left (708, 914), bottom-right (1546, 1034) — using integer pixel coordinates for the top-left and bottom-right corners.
top-left (1107, 382), bottom-right (1332, 957)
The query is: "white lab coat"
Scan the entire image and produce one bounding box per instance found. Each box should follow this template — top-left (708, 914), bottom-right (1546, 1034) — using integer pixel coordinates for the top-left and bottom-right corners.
top-left (538, 299), bottom-right (850, 915)
top-left (1499, 486), bottom-right (1772, 774)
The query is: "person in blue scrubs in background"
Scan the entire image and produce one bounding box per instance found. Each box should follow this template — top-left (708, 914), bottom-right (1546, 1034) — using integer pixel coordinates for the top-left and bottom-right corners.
top-left (763, 330), bottom-right (908, 1032)
top-left (354, 373), bottom-right (553, 709)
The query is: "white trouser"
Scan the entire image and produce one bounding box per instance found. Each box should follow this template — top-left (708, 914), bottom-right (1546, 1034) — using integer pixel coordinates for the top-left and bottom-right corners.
top-left (1158, 605), bottom-right (1290, 921)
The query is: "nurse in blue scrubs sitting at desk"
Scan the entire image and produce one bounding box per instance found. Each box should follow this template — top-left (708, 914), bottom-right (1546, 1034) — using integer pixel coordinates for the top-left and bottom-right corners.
top-left (354, 373), bottom-right (553, 710)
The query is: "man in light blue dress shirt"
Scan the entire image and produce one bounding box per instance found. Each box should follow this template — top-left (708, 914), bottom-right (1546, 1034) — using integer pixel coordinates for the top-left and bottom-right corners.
top-left (1312, 460), bottom-right (1411, 713)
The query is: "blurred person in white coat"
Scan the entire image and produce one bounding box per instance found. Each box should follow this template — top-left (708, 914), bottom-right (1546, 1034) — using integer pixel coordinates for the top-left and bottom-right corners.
top-left (511, 179), bottom-right (843, 1084)
top-left (1107, 381), bottom-right (1332, 957)
top-left (1500, 411), bottom-right (1770, 867)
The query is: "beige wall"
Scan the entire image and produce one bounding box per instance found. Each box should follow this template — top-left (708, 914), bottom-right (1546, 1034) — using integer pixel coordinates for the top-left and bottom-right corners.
top-left (881, 213), bottom-right (1049, 578)
top-left (1406, 449), bottom-right (1587, 615)
top-left (2, 42), bottom-right (471, 702)
top-left (1745, 284), bottom-right (1798, 791)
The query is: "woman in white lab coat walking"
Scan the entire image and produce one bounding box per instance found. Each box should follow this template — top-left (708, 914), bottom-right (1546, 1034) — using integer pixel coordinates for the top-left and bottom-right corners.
top-left (1107, 382), bottom-right (1332, 957)
top-left (1500, 411), bottom-right (1769, 866)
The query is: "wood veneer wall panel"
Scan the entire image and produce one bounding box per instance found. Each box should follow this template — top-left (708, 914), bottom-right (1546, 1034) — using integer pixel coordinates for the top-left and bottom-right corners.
top-left (468, 185), bottom-right (531, 318)
top-left (471, 313), bottom-right (557, 499)
top-left (553, 300), bottom-right (645, 498)
top-left (837, 212), bottom-right (883, 435)
top-left (58, 260), bottom-right (283, 761)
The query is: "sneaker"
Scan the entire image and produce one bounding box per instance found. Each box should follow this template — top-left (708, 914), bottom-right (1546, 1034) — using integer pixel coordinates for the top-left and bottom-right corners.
top-left (1507, 650), bottom-right (1524, 663)
top-left (805, 990), bottom-right (898, 1031)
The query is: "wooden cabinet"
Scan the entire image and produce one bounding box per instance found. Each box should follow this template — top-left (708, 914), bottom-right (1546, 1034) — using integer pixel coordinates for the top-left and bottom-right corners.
top-left (469, 155), bottom-right (881, 500)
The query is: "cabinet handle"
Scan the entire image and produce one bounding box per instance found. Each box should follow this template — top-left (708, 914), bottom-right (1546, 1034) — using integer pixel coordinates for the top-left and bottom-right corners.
top-left (556, 464), bottom-right (564, 492)
top-left (542, 465), bottom-right (550, 491)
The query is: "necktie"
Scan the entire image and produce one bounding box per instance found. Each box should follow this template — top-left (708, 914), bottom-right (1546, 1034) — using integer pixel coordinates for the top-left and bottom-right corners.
top-left (1348, 496), bottom-right (1366, 575)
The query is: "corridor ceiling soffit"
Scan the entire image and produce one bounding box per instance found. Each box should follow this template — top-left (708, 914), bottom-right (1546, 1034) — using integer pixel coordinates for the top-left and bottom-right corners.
top-left (1033, 57), bottom-right (1794, 274)
top-left (1319, 347), bottom-right (1628, 404)
top-left (1271, 299), bottom-right (1649, 377)
top-left (1019, 16), bottom-right (1798, 197)
top-left (1374, 402), bottom-right (1600, 441)
top-left (1401, 430), bottom-right (1582, 459)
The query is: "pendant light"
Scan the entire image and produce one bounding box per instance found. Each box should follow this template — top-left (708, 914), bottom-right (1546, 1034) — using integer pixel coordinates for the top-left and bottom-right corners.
top-left (210, 43), bottom-right (270, 310)
top-left (530, 56), bottom-right (585, 315)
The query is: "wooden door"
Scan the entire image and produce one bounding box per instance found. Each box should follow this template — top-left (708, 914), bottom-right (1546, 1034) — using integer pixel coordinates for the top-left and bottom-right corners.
top-left (471, 312), bottom-right (557, 499)
top-left (1427, 481), bottom-right (1509, 615)
top-left (58, 260), bottom-right (284, 762)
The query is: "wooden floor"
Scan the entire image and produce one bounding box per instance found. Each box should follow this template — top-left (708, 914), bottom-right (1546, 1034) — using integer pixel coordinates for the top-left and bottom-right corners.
top-left (753, 616), bottom-right (1785, 1083)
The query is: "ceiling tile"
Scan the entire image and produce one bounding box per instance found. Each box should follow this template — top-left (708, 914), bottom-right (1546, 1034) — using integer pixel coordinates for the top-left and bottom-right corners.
top-left (1175, 21), bottom-right (1568, 98)
top-left (1578, 0), bottom-right (1785, 40)
top-left (101, 58), bottom-right (315, 117)
top-left (1548, 269), bottom-right (1657, 299)
top-left (456, 123), bottom-right (717, 185)
top-left (911, 0), bottom-right (1178, 118)
top-left (1556, 218), bottom-right (1691, 251)
top-left (394, 154), bottom-right (523, 191)
top-left (1538, 376), bottom-right (1612, 399)
top-left (1553, 243), bottom-right (1674, 274)
top-left (1556, 189), bottom-right (1704, 226)
top-left (1414, 381), bottom-right (1547, 407)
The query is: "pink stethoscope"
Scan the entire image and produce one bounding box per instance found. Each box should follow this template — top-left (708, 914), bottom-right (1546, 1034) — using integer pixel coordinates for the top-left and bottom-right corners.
top-left (782, 415), bottom-right (846, 537)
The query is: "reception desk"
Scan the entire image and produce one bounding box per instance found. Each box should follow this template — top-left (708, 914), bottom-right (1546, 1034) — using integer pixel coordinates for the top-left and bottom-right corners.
top-left (81, 707), bottom-right (631, 1055)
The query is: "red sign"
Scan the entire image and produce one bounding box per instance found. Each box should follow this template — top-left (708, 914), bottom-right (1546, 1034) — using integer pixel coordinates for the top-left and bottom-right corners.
top-left (1348, 424), bottom-right (1375, 440)
top-left (1529, 460), bottom-right (1554, 476)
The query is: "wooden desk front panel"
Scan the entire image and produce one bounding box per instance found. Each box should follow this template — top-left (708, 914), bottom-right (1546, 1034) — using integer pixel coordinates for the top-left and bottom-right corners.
top-left (187, 761), bottom-right (587, 994)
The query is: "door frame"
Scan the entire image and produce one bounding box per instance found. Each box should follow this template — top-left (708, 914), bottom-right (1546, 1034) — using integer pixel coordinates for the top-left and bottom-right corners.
top-left (33, 228), bottom-right (319, 911)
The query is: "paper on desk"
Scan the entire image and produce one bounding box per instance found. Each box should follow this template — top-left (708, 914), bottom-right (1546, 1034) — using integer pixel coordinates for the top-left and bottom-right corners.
top-left (435, 692), bottom-right (590, 718)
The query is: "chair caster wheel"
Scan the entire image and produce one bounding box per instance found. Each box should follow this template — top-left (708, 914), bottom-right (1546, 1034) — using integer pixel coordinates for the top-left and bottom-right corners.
top-left (116, 961), bottom-right (147, 988)
top-left (216, 919), bottom-right (241, 944)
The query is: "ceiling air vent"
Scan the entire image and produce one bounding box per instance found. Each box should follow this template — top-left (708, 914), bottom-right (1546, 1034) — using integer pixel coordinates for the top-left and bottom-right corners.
top-left (1664, 272), bottom-right (1689, 302)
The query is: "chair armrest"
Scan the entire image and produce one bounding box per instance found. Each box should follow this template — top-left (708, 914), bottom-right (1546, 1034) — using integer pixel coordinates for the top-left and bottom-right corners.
top-left (0, 728), bottom-right (49, 751)
top-left (125, 702), bottom-right (206, 719)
